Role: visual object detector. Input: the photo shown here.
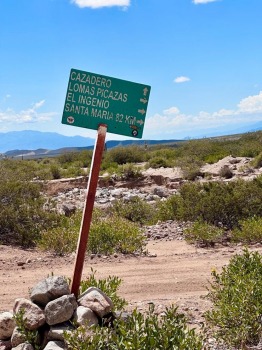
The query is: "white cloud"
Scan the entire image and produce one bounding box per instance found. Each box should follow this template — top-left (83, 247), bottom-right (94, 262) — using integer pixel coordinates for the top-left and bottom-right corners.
top-left (0, 100), bottom-right (56, 124)
top-left (163, 107), bottom-right (180, 115)
top-left (71, 0), bottom-right (130, 9)
top-left (237, 91), bottom-right (262, 113)
top-left (33, 100), bottom-right (45, 109)
top-left (174, 76), bottom-right (190, 83)
top-left (145, 91), bottom-right (262, 138)
top-left (193, 0), bottom-right (219, 4)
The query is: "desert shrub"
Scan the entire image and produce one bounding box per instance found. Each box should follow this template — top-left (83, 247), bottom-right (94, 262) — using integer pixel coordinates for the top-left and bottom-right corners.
top-left (204, 152), bottom-right (228, 164)
top-left (219, 165), bottom-right (233, 179)
top-left (118, 163), bottom-right (143, 179)
top-left (112, 196), bottom-right (157, 225)
top-left (104, 146), bottom-right (145, 165)
top-left (163, 179), bottom-right (262, 230)
top-left (148, 147), bottom-right (177, 160)
top-left (38, 213), bottom-right (81, 255)
top-left (58, 152), bottom-right (78, 164)
top-left (184, 220), bottom-right (224, 247)
top-left (79, 269), bottom-right (127, 311)
top-left (112, 196), bottom-right (155, 225)
top-left (0, 180), bottom-right (60, 247)
top-left (100, 160), bottom-right (118, 174)
top-left (57, 150), bottom-right (93, 168)
top-left (88, 215), bottom-right (145, 255)
top-left (205, 249), bottom-right (262, 349)
top-left (62, 165), bottom-right (86, 178)
top-left (231, 217), bottom-right (262, 243)
top-left (148, 156), bottom-right (169, 168)
top-left (39, 210), bottom-right (145, 255)
top-left (65, 304), bottom-right (203, 350)
top-left (251, 151), bottom-right (262, 169)
top-left (175, 156), bottom-right (204, 180)
top-left (156, 195), bottom-right (181, 221)
top-left (50, 164), bottom-right (61, 179)
top-left (0, 158), bottom-right (46, 181)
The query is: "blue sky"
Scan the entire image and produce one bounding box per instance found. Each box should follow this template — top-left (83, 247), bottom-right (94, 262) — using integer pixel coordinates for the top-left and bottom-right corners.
top-left (0, 0), bottom-right (262, 141)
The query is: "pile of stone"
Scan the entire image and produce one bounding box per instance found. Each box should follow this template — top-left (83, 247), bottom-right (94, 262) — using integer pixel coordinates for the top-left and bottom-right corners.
top-left (144, 220), bottom-right (187, 241)
top-left (46, 185), bottom-right (175, 216)
top-left (0, 276), bottom-right (114, 350)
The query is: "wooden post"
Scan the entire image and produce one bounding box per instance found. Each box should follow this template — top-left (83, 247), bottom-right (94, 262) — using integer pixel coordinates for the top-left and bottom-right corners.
top-left (71, 124), bottom-right (107, 297)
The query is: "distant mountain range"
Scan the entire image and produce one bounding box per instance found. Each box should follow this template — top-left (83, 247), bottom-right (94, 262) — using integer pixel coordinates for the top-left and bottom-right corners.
top-left (0, 130), bottom-right (94, 154)
top-left (0, 130), bottom-right (183, 158)
top-left (2, 121), bottom-right (262, 158)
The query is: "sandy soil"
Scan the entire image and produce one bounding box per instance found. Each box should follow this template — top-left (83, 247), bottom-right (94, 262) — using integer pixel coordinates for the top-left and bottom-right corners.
top-left (1, 238), bottom-right (261, 325)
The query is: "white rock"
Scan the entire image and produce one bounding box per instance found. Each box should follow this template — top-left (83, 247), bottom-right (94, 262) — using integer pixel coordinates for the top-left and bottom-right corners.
top-left (11, 327), bottom-right (26, 347)
top-left (30, 276), bottom-right (70, 307)
top-left (13, 298), bottom-right (45, 331)
top-left (74, 306), bottom-right (99, 327)
top-left (78, 287), bottom-right (113, 318)
top-left (48, 324), bottom-right (74, 341)
top-left (0, 312), bottom-right (16, 340)
top-left (45, 295), bottom-right (77, 326)
top-left (43, 340), bottom-right (65, 350)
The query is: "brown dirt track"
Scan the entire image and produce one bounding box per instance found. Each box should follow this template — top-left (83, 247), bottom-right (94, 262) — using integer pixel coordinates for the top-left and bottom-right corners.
top-left (1, 238), bottom-right (261, 325)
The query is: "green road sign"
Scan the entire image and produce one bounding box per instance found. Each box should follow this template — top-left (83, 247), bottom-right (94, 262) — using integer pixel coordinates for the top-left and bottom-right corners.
top-left (62, 68), bottom-right (151, 138)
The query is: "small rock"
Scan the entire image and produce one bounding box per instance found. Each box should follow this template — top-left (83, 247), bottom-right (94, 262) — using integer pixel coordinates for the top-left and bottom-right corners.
top-left (13, 298), bottom-right (45, 331)
top-left (30, 276), bottom-right (70, 307)
top-left (43, 341), bottom-right (65, 350)
top-left (11, 327), bottom-right (26, 348)
top-left (74, 306), bottom-right (99, 327)
top-left (0, 312), bottom-right (16, 340)
top-left (78, 287), bottom-right (113, 318)
top-left (45, 294), bottom-right (77, 326)
top-left (48, 323), bottom-right (74, 341)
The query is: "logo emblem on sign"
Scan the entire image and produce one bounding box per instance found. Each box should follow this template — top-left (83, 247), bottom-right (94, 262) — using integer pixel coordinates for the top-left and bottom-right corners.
top-left (67, 116), bottom-right (74, 124)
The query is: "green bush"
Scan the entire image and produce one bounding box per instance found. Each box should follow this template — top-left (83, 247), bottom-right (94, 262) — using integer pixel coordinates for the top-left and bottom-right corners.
top-left (0, 180), bottom-right (60, 247)
top-left (50, 164), bottom-right (61, 179)
top-left (231, 217), bottom-right (262, 243)
top-left (112, 196), bottom-right (157, 225)
top-left (100, 160), bottom-right (118, 174)
top-left (148, 156), bottom-right (169, 168)
top-left (204, 152), bottom-right (228, 164)
top-left (184, 220), bottom-right (224, 246)
top-left (219, 165), bottom-right (233, 179)
top-left (0, 158), bottom-right (49, 181)
top-left (104, 146), bottom-right (145, 165)
top-left (65, 304), bottom-right (203, 350)
top-left (205, 249), bottom-right (262, 348)
top-left (58, 150), bottom-right (93, 168)
top-left (175, 156), bottom-right (203, 180)
top-left (159, 178), bottom-right (262, 230)
top-left (39, 210), bottom-right (145, 256)
top-left (88, 215), bottom-right (145, 255)
top-left (155, 195), bottom-right (181, 221)
top-left (119, 163), bottom-right (143, 179)
top-left (79, 269), bottom-right (127, 311)
top-left (251, 151), bottom-right (262, 169)
top-left (38, 213), bottom-right (81, 255)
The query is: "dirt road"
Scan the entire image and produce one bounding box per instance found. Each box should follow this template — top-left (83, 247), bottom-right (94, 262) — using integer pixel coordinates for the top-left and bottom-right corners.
top-left (1, 239), bottom-right (260, 323)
